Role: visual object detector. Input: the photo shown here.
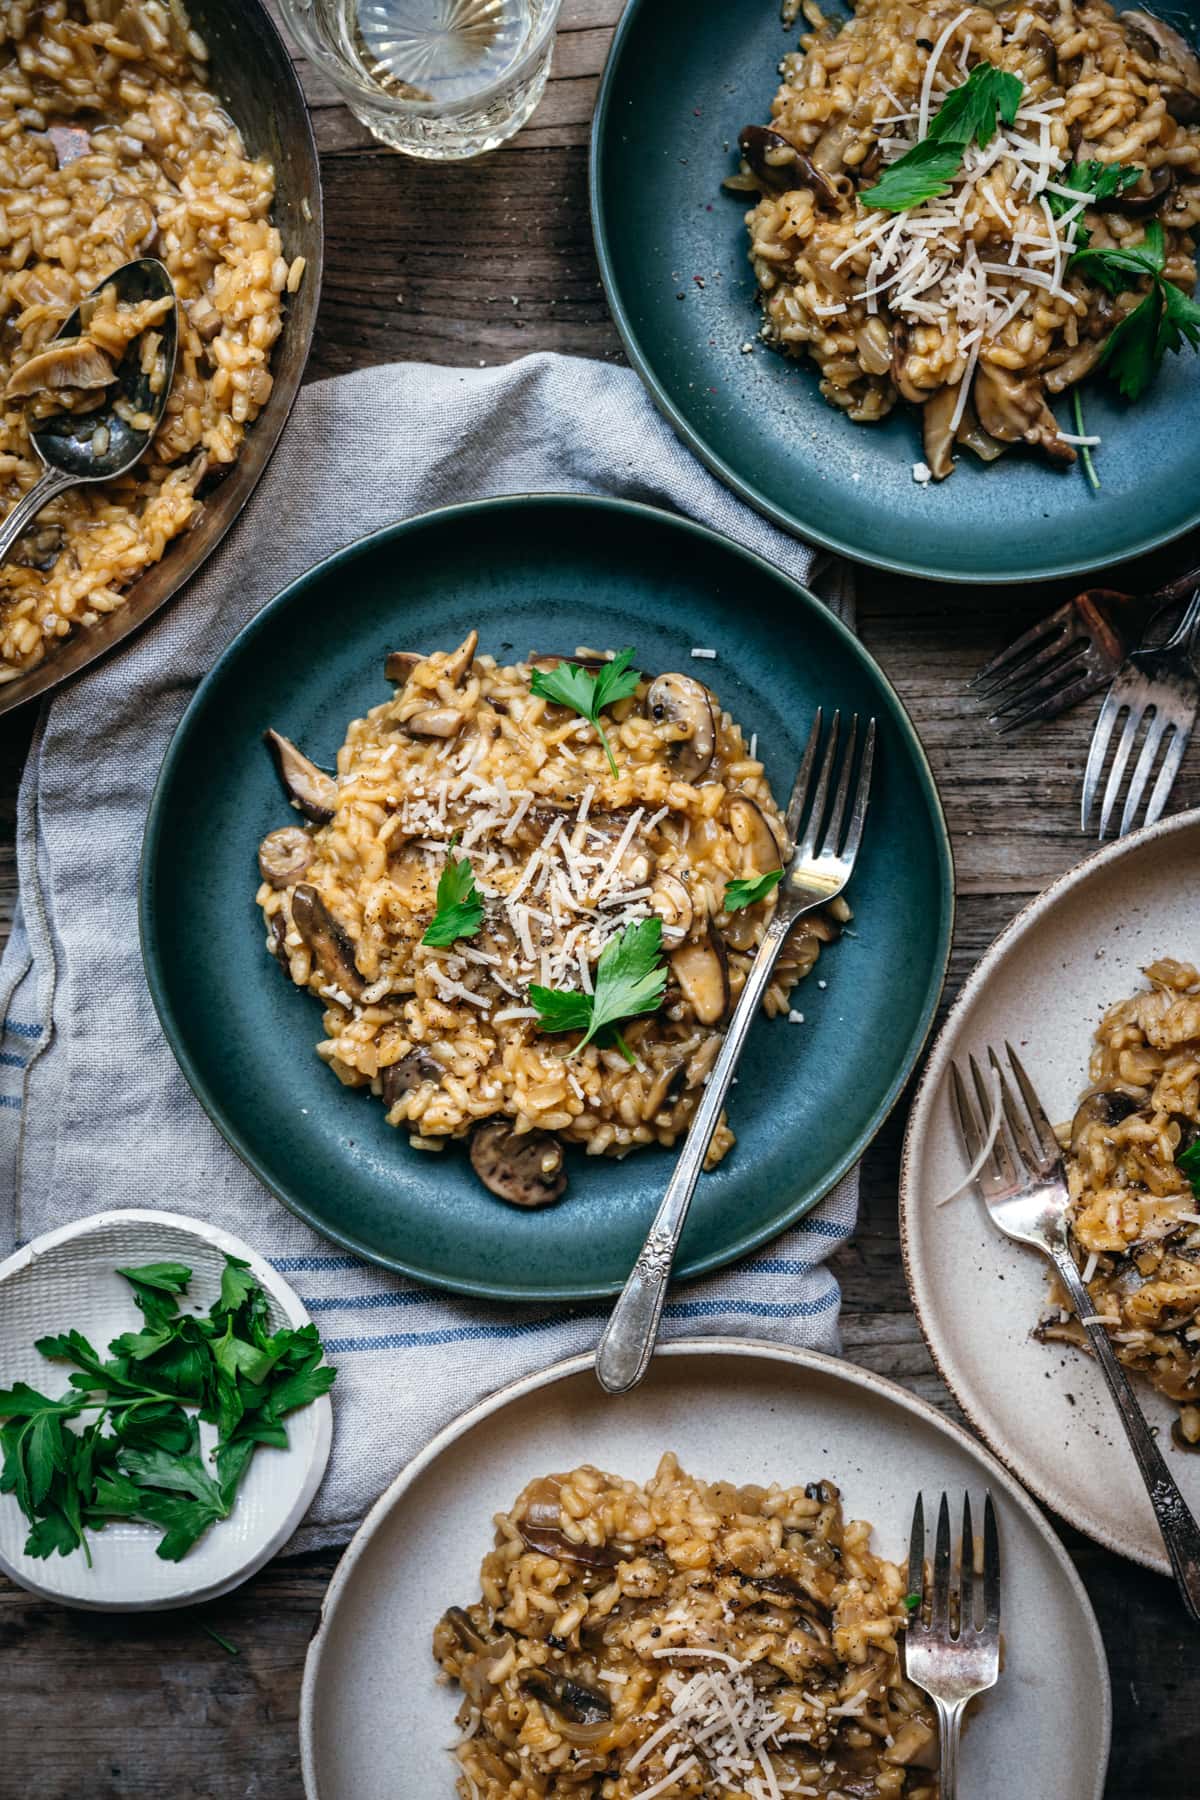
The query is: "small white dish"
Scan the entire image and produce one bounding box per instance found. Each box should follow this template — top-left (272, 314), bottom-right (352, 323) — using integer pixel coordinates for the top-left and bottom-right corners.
top-left (901, 809), bottom-right (1200, 1574)
top-left (300, 1339), bottom-right (1110, 1800)
top-left (0, 1208), bottom-right (332, 1610)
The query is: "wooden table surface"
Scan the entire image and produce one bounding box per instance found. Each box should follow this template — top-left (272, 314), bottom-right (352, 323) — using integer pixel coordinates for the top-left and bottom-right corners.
top-left (3, 3), bottom-right (1199, 1793)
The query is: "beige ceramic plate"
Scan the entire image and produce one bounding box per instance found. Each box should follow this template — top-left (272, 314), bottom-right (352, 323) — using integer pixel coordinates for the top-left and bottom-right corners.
top-left (901, 809), bottom-right (1200, 1574)
top-left (0, 1209), bottom-right (332, 1610)
top-left (300, 1340), bottom-right (1110, 1800)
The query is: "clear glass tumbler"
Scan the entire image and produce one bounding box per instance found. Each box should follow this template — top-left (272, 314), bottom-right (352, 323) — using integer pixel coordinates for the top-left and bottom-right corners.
top-left (279, 0), bottom-right (562, 160)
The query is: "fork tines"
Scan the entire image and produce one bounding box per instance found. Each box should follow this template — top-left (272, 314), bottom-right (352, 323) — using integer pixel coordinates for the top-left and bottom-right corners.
top-left (971, 607), bottom-right (1100, 733)
top-left (950, 1040), bottom-right (1064, 1191)
top-left (907, 1491), bottom-right (1001, 1644)
top-left (785, 707), bottom-right (876, 868)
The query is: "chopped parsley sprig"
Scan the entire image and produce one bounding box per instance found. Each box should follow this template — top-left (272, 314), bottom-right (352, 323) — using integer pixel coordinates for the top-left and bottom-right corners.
top-left (529, 649), bottom-right (642, 779)
top-left (0, 1258), bottom-right (335, 1564)
top-left (1046, 160), bottom-right (1142, 251)
top-left (530, 916), bottom-right (667, 1064)
top-left (861, 63), bottom-right (1023, 212)
top-left (724, 869), bottom-right (783, 912)
top-left (422, 833), bottom-right (484, 948)
top-left (1180, 1141), bottom-right (1200, 1201)
top-left (1071, 221), bottom-right (1200, 401)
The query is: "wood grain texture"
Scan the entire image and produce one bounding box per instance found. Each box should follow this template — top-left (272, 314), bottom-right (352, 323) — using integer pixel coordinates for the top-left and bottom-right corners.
top-left (1, 2), bottom-right (1198, 1793)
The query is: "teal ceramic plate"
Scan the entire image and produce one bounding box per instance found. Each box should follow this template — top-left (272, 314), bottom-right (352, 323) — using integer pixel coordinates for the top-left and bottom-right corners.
top-left (590, 0), bottom-right (1200, 584)
top-left (141, 496), bottom-right (953, 1301)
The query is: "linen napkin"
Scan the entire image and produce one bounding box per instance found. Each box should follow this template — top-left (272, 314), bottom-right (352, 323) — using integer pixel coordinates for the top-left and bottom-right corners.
top-left (0, 352), bottom-right (856, 1550)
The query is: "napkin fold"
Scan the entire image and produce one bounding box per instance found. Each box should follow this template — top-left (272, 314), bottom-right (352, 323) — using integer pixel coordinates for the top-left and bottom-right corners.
top-left (0, 352), bottom-right (856, 1549)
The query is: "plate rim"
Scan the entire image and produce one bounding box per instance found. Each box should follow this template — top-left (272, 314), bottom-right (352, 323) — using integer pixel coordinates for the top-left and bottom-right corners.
top-left (587, 0), bottom-right (1200, 586)
top-left (0, 0), bottom-right (325, 721)
top-left (899, 805), bottom-right (1200, 1573)
top-left (0, 1206), bottom-right (333, 1611)
top-left (298, 1335), bottom-right (1112, 1800)
top-left (138, 490), bottom-right (955, 1301)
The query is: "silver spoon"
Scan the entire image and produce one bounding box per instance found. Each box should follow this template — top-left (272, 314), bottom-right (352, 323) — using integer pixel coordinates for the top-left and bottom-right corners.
top-left (0, 256), bottom-right (178, 567)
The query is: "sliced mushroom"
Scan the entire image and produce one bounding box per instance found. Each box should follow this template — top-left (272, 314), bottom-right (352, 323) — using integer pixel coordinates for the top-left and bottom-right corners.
top-left (397, 705), bottom-right (466, 739)
top-left (384, 650), bottom-right (424, 686)
top-left (671, 931), bottom-right (730, 1026)
top-left (736, 125), bottom-right (850, 206)
top-left (728, 793), bottom-right (783, 872)
top-left (854, 317), bottom-right (893, 379)
top-left (954, 392), bottom-right (1007, 462)
top-left (1171, 1113), bottom-right (1200, 1157)
top-left (441, 630), bottom-right (478, 687)
top-left (1070, 1088), bottom-right (1140, 1153)
top-left (1018, 26), bottom-right (1058, 85)
top-left (1043, 338), bottom-right (1106, 394)
top-left (440, 1605), bottom-right (493, 1657)
top-left (267, 911), bottom-right (288, 962)
top-left (645, 673), bottom-right (716, 782)
top-left (9, 523), bottom-right (65, 571)
top-left (43, 124), bottom-right (91, 168)
top-left (520, 1669), bottom-right (612, 1729)
top-left (291, 884), bottom-right (364, 999)
top-left (469, 1122), bottom-right (567, 1208)
top-left (265, 728), bottom-right (337, 823)
top-left (517, 1477), bottom-right (628, 1566)
top-left (1125, 10), bottom-right (1200, 125)
top-left (5, 336), bottom-right (115, 399)
top-left (381, 1048), bottom-right (445, 1106)
top-left (921, 385), bottom-right (961, 482)
top-left (649, 870), bottom-right (694, 950)
top-left (529, 652), bottom-right (610, 675)
top-left (1104, 164), bottom-right (1175, 218)
top-left (973, 366), bottom-right (1077, 466)
top-left (258, 825), bottom-right (312, 889)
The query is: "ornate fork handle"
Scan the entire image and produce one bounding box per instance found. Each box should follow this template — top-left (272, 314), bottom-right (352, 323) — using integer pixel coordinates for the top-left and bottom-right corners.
top-left (594, 906), bottom-right (793, 1395)
top-left (1052, 1243), bottom-right (1200, 1623)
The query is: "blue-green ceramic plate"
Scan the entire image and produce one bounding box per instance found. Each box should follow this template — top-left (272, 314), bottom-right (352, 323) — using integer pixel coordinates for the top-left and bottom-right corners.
top-left (140, 496), bottom-right (953, 1300)
top-left (590, 0), bottom-right (1200, 584)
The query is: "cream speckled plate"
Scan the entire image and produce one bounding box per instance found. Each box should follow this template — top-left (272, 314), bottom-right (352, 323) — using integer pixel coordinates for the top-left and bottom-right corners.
top-left (0, 1209), bottom-right (332, 1610)
top-left (901, 809), bottom-right (1200, 1574)
top-left (300, 1341), bottom-right (1110, 1800)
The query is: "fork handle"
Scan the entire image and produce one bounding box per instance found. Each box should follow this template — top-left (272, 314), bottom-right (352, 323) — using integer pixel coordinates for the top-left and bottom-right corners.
top-left (931, 1697), bottom-right (965, 1799)
top-left (1052, 1245), bottom-right (1200, 1623)
top-left (594, 906), bottom-right (793, 1394)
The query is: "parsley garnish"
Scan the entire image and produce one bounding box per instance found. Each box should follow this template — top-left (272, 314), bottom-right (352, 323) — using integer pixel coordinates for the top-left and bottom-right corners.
top-left (862, 63), bottom-right (1023, 212)
top-left (724, 868), bottom-right (784, 912)
top-left (1071, 221), bottom-right (1200, 401)
top-left (1046, 160), bottom-right (1142, 251)
top-left (530, 916), bottom-right (667, 1063)
top-left (1072, 388), bottom-right (1100, 494)
top-left (422, 834), bottom-right (484, 948)
top-left (1180, 1142), bottom-right (1200, 1200)
top-left (903, 1592), bottom-right (922, 1611)
top-left (0, 1258), bottom-right (335, 1564)
top-left (529, 649), bottom-right (642, 779)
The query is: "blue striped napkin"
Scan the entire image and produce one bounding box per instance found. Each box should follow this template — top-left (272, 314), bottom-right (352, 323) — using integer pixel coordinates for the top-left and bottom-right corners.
top-left (0, 354), bottom-right (856, 1548)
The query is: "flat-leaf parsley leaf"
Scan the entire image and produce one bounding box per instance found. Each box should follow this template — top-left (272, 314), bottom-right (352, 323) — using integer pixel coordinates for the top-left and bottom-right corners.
top-left (530, 916), bottom-right (667, 1063)
top-left (422, 835), bottom-right (484, 948)
top-left (529, 649), bottom-right (642, 779)
top-left (1180, 1141), bottom-right (1200, 1201)
top-left (1071, 221), bottom-right (1200, 401)
top-left (724, 869), bottom-right (784, 912)
top-left (862, 63), bottom-right (1023, 212)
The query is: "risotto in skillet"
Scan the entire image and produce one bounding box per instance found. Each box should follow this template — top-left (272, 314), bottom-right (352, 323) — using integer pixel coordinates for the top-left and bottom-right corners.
top-left (433, 1456), bottom-right (938, 1800)
top-left (1041, 959), bottom-right (1200, 1448)
top-left (255, 635), bottom-right (847, 1206)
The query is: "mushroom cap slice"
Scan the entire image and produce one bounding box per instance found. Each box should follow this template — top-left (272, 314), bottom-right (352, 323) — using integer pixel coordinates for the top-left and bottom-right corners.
top-left (381, 1047), bottom-right (445, 1107)
top-left (469, 1122), bottom-right (567, 1207)
top-left (973, 366), bottom-right (1076, 465)
top-left (397, 705), bottom-right (467, 739)
top-left (258, 825), bottom-right (313, 889)
top-left (1125, 10), bottom-right (1200, 123)
top-left (671, 931), bottom-right (730, 1026)
top-left (728, 793), bottom-right (784, 872)
top-left (649, 870), bottom-right (694, 950)
top-left (384, 650), bottom-right (425, 686)
top-left (646, 672), bottom-right (717, 782)
top-left (737, 125), bottom-right (850, 206)
top-left (265, 729), bottom-right (337, 824)
top-left (921, 385), bottom-right (962, 482)
top-left (291, 884), bottom-right (364, 999)
top-left (5, 336), bottom-right (115, 398)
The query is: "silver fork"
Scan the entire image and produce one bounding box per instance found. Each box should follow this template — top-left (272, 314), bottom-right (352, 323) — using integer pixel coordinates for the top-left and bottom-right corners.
top-left (903, 1491), bottom-right (1001, 1798)
top-left (951, 1041), bottom-right (1200, 1622)
top-left (1081, 588), bottom-right (1200, 839)
top-left (594, 709), bottom-right (875, 1395)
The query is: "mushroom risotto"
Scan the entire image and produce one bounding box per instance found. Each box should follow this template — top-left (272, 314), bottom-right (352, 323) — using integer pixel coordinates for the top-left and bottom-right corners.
top-left (1041, 959), bottom-right (1200, 1447)
top-left (0, 0), bottom-right (304, 679)
top-left (732, 0), bottom-right (1200, 478)
top-left (433, 1456), bottom-right (938, 1800)
top-left (255, 635), bottom-right (847, 1206)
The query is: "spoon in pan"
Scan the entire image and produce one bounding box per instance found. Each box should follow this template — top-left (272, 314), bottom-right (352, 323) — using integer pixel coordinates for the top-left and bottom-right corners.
top-left (0, 256), bottom-right (178, 568)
